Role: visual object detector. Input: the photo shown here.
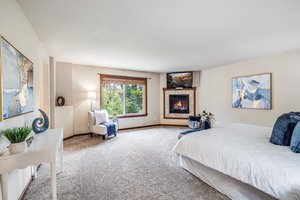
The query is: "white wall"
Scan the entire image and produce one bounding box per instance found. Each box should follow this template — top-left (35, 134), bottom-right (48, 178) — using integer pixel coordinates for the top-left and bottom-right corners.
top-left (56, 62), bottom-right (73, 106)
top-left (57, 50), bottom-right (300, 130)
top-left (0, 0), bottom-right (48, 199)
top-left (55, 62), bottom-right (161, 134)
top-left (199, 49), bottom-right (300, 127)
top-left (56, 62), bottom-right (203, 130)
top-left (159, 71), bottom-right (201, 125)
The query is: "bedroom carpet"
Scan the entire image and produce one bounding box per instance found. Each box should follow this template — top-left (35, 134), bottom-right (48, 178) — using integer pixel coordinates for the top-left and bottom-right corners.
top-left (23, 127), bottom-right (229, 200)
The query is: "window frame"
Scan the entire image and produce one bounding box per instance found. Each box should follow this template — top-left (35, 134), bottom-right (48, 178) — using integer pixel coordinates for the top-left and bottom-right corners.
top-left (100, 74), bottom-right (148, 118)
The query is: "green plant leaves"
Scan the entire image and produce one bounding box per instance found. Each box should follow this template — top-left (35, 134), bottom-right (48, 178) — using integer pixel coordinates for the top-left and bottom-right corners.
top-left (0, 127), bottom-right (32, 144)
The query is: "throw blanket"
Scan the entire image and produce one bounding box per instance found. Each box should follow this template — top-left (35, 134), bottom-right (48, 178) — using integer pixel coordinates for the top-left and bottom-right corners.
top-left (101, 122), bottom-right (116, 137)
top-left (180, 128), bottom-right (203, 135)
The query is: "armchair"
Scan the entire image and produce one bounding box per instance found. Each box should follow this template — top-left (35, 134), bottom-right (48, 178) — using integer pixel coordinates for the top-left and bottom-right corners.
top-left (88, 110), bottom-right (118, 140)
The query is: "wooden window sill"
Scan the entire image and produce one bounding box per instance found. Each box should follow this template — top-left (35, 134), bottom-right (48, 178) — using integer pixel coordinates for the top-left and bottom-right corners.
top-left (112, 113), bottom-right (148, 119)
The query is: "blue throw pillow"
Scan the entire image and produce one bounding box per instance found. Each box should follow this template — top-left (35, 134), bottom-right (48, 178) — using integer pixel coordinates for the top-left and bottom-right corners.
top-left (270, 112), bottom-right (300, 146)
top-left (291, 122), bottom-right (300, 153)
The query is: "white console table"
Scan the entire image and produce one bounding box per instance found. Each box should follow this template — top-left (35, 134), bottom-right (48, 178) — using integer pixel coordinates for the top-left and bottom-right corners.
top-left (0, 128), bottom-right (63, 200)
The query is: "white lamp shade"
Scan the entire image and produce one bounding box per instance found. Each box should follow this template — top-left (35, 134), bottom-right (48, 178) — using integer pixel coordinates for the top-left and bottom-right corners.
top-left (87, 92), bottom-right (96, 99)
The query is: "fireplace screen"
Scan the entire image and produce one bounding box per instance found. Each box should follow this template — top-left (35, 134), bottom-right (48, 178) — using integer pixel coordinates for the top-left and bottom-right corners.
top-left (169, 95), bottom-right (189, 113)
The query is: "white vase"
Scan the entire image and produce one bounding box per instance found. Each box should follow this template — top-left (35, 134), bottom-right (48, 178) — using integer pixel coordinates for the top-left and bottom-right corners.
top-left (9, 141), bottom-right (27, 154)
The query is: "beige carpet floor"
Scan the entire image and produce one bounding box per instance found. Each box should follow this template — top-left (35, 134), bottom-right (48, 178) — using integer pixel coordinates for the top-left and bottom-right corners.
top-left (23, 127), bottom-right (229, 200)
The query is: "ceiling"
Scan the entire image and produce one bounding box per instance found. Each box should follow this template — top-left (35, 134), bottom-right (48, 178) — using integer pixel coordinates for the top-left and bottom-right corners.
top-left (18, 0), bottom-right (300, 72)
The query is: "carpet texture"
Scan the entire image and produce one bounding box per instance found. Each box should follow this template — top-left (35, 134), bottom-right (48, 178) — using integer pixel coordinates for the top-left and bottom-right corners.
top-left (23, 127), bottom-right (229, 200)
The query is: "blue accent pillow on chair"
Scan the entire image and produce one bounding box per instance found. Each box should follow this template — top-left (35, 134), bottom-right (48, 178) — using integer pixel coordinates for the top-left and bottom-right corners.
top-left (291, 122), bottom-right (300, 153)
top-left (270, 112), bottom-right (300, 146)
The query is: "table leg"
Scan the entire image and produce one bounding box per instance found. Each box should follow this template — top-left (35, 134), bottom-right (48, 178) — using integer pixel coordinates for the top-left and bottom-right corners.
top-left (50, 163), bottom-right (57, 200)
top-left (1, 173), bottom-right (8, 200)
top-left (32, 166), bottom-right (38, 179)
top-left (60, 140), bottom-right (63, 173)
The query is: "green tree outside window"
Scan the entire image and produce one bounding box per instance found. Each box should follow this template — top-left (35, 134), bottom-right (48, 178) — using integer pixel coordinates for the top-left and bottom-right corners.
top-left (102, 83), bottom-right (144, 116)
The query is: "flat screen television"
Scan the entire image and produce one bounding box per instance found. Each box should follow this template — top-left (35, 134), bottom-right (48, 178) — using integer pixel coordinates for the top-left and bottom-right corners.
top-left (167, 71), bottom-right (193, 88)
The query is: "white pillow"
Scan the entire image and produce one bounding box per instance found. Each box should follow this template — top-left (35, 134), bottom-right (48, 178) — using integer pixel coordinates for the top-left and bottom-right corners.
top-left (94, 110), bottom-right (109, 124)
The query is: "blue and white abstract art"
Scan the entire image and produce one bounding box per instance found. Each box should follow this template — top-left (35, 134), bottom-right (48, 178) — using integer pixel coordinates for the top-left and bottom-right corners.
top-left (1, 37), bottom-right (34, 119)
top-left (232, 73), bottom-right (271, 110)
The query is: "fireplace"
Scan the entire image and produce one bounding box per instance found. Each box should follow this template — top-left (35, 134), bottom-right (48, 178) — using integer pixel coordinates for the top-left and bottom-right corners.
top-left (169, 95), bottom-right (189, 114)
top-left (163, 88), bottom-right (196, 119)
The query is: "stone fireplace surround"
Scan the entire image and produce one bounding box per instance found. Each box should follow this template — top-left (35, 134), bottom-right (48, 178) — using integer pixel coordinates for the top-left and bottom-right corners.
top-left (163, 88), bottom-right (196, 119)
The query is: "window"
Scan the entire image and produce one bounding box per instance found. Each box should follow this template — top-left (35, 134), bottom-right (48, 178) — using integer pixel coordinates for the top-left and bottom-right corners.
top-left (100, 74), bottom-right (147, 118)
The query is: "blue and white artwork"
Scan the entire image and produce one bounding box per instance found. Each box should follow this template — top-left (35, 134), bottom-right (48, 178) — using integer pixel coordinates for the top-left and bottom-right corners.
top-left (232, 73), bottom-right (271, 110)
top-left (1, 37), bottom-right (34, 119)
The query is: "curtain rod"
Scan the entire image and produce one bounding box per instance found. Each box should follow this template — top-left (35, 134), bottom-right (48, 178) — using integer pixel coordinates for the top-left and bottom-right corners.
top-left (97, 73), bottom-right (152, 80)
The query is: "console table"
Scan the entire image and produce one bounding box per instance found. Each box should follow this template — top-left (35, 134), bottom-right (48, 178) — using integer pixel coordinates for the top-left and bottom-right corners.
top-left (0, 128), bottom-right (63, 200)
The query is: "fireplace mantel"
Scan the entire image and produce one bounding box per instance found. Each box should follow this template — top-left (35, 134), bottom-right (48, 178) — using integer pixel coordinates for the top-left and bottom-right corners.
top-left (163, 87), bottom-right (196, 119)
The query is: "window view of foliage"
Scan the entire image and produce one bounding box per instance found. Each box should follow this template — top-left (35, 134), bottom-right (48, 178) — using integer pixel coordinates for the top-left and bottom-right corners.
top-left (102, 83), bottom-right (123, 116)
top-left (102, 83), bottom-right (144, 116)
top-left (125, 84), bottom-right (143, 114)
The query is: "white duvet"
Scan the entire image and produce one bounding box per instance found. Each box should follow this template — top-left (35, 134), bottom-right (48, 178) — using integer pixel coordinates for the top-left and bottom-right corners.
top-left (173, 123), bottom-right (300, 200)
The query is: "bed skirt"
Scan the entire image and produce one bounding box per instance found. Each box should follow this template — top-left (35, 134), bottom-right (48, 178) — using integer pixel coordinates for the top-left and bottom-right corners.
top-left (179, 155), bottom-right (277, 200)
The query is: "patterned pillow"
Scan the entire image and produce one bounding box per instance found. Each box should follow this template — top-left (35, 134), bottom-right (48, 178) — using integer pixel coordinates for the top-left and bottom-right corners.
top-left (270, 112), bottom-right (300, 146)
top-left (291, 122), bottom-right (300, 153)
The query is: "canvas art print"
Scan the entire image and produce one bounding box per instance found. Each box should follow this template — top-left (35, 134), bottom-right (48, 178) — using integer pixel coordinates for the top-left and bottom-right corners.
top-left (232, 73), bottom-right (271, 110)
top-left (1, 36), bottom-right (34, 119)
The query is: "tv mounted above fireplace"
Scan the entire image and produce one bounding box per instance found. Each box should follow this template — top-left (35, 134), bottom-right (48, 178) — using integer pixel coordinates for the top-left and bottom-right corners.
top-left (167, 71), bottom-right (193, 88)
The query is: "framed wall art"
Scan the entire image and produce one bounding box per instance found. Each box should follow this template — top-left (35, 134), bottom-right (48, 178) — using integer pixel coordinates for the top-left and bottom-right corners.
top-left (232, 73), bottom-right (271, 110)
top-left (0, 36), bottom-right (34, 120)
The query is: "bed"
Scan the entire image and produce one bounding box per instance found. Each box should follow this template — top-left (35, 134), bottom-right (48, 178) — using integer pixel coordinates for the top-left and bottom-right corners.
top-left (173, 123), bottom-right (300, 200)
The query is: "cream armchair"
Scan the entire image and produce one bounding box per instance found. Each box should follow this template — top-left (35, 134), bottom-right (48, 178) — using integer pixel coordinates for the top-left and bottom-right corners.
top-left (88, 110), bottom-right (118, 140)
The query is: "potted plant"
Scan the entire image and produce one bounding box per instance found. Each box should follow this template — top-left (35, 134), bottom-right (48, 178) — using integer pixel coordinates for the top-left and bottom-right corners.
top-left (1, 127), bottom-right (32, 154)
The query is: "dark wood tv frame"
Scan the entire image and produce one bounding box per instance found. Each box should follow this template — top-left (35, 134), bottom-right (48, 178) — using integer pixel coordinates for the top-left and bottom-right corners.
top-left (166, 71), bottom-right (193, 89)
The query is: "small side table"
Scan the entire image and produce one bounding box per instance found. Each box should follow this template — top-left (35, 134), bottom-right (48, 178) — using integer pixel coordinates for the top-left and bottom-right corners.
top-left (0, 129), bottom-right (63, 200)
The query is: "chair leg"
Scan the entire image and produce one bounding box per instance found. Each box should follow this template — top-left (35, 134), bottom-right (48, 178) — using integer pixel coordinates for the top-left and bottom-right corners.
top-left (102, 135), bottom-right (105, 140)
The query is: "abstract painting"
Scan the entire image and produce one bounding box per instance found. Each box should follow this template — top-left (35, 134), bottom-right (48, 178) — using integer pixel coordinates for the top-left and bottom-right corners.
top-left (0, 36), bottom-right (34, 120)
top-left (232, 73), bottom-right (271, 110)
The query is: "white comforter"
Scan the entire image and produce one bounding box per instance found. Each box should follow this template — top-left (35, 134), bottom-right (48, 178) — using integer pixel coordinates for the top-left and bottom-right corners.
top-left (173, 123), bottom-right (300, 200)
